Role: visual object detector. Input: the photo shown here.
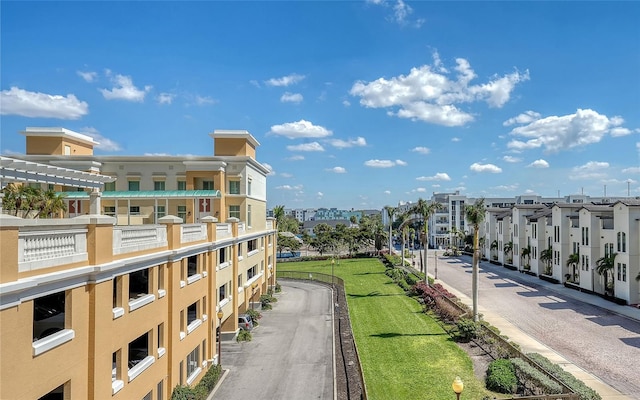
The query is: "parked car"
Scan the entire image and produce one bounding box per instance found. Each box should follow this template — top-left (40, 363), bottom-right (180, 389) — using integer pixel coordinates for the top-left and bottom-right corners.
top-left (238, 314), bottom-right (254, 331)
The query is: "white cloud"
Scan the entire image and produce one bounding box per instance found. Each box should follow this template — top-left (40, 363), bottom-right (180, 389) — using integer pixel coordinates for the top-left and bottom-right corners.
top-left (286, 155), bottom-right (305, 161)
top-left (269, 120), bottom-right (333, 139)
top-left (411, 146), bottom-right (430, 154)
top-left (286, 142), bottom-right (325, 152)
top-left (384, 190), bottom-right (391, 194)
top-left (395, 159), bottom-right (407, 166)
top-left (79, 127), bottom-right (121, 151)
top-left (100, 73), bottom-right (151, 102)
top-left (503, 110), bottom-right (541, 126)
top-left (262, 163), bottom-right (276, 176)
top-left (470, 162), bottom-right (502, 173)
top-left (276, 184), bottom-right (303, 190)
top-left (364, 159), bottom-right (402, 168)
top-left (416, 172), bottom-right (451, 181)
top-left (156, 93), bottom-right (174, 105)
top-left (610, 127), bottom-right (632, 137)
top-left (502, 155), bottom-right (522, 163)
top-left (265, 73), bottom-right (305, 87)
top-left (0, 87), bottom-right (88, 119)
top-left (524, 189), bottom-right (536, 194)
top-left (622, 166), bottom-right (640, 174)
top-left (432, 184), bottom-right (440, 188)
top-left (350, 55), bottom-right (529, 126)
top-left (507, 109), bottom-right (632, 152)
top-left (328, 137), bottom-right (367, 148)
top-left (343, 100), bottom-right (351, 107)
top-left (77, 70), bottom-right (97, 82)
top-left (415, 187), bottom-right (427, 192)
top-left (451, 137), bottom-right (461, 142)
top-left (570, 161), bottom-right (609, 180)
top-left (492, 184), bottom-right (519, 191)
top-left (327, 166), bottom-right (347, 173)
top-left (280, 92), bottom-right (303, 103)
top-left (280, 173), bottom-right (293, 178)
top-left (527, 159), bottom-right (549, 168)
top-left (195, 95), bottom-right (215, 105)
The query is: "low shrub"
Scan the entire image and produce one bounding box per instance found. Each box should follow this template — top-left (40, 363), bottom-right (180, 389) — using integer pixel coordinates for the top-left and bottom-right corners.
top-left (434, 297), bottom-right (464, 323)
top-left (455, 318), bottom-right (480, 342)
top-left (237, 329), bottom-right (252, 342)
top-left (170, 364), bottom-right (223, 400)
top-left (245, 309), bottom-right (262, 326)
top-left (511, 357), bottom-right (562, 395)
top-left (405, 274), bottom-right (418, 286)
top-left (275, 282), bottom-right (282, 293)
top-left (486, 359), bottom-right (517, 394)
top-left (526, 353), bottom-right (601, 400)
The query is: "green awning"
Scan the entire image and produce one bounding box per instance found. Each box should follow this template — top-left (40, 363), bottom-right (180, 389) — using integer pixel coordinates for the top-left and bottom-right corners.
top-left (59, 190), bottom-right (221, 199)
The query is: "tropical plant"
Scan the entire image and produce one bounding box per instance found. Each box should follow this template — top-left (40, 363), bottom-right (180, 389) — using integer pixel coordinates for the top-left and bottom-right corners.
top-left (465, 197), bottom-right (485, 321)
top-left (596, 253), bottom-right (617, 296)
top-left (503, 241), bottom-right (513, 264)
top-left (277, 232), bottom-right (302, 256)
top-left (1, 184), bottom-right (67, 218)
top-left (540, 247), bottom-right (553, 275)
top-left (272, 205), bottom-right (285, 231)
top-left (490, 239), bottom-right (499, 260)
top-left (410, 198), bottom-right (442, 284)
top-left (566, 253), bottom-right (579, 283)
top-left (521, 245), bottom-right (531, 270)
top-left (384, 205), bottom-right (396, 254)
top-left (311, 223), bottom-right (335, 256)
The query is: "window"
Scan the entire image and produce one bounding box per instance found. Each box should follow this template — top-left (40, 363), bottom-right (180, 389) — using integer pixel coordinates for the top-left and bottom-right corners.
top-left (177, 205), bottom-right (187, 220)
top-left (154, 181), bottom-right (165, 191)
top-left (247, 178), bottom-right (252, 196)
top-left (64, 145), bottom-right (71, 155)
top-left (143, 392), bottom-right (152, 400)
top-left (229, 205), bottom-right (240, 219)
top-left (128, 332), bottom-right (149, 369)
top-left (219, 247), bottom-right (227, 264)
top-left (238, 243), bottom-right (243, 258)
top-left (157, 323), bottom-right (164, 352)
top-left (532, 223), bottom-right (537, 239)
top-left (617, 232), bottom-right (627, 252)
top-left (156, 205), bottom-right (166, 219)
top-left (128, 180), bottom-right (140, 191)
top-left (105, 181), bottom-right (116, 191)
top-left (238, 274), bottom-right (243, 287)
top-left (105, 206), bottom-right (116, 216)
top-left (33, 291), bottom-right (66, 341)
top-left (554, 226), bottom-right (560, 243)
top-left (186, 346), bottom-right (200, 378)
top-left (202, 180), bottom-right (214, 190)
top-left (177, 180), bottom-right (186, 191)
top-left (38, 383), bottom-right (65, 400)
top-left (622, 263), bottom-right (627, 282)
top-left (158, 266), bottom-right (164, 293)
top-left (229, 180), bottom-right (240, 194)
top-left (617, 263), bottom-right (622, 281)
top-left (247, 265), bottom-right (257, 280)
top-left (113, 350), bottom-right (121, 382)
top-left (219, 284), bottom-right (226, 302)
top-left (187, 255), bottom-right (198, 277)
top-left (157, 381), bottom-right (164, 400)
top-left (113, 277), bottom-right (122, 308)
top-left (187, 302), bottom-right (198, 326)
top-left (248, 204), bottom-right (252, 226)
top-left (581, 227), bottom-right (589, 245)
top-left (130, 206), bottom-right (141, 215)
top-left (129, 269), bottom-right (149, 300)
top-left (248, 239), bottom-right (257, 252)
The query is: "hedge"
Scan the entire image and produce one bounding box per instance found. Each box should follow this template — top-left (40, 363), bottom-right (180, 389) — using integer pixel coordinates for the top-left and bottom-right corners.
top-left (511, 357), bottom-right (563, 395)
top-left (526, 353), bottom-right (601, 400)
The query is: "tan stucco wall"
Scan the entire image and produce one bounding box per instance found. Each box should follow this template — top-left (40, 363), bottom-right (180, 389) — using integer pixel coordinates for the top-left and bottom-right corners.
top-left (26, 136), bottom-right (94, 156)
top-left (0, 227), bottom-right (19, 283)
top-left (213, 138), bottom-right (256, 158)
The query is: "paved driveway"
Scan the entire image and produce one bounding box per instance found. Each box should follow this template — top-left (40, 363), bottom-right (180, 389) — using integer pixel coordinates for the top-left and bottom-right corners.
top-left (213, 280), bottom-right (334, 400)
top-left (428, 251), bottom-right (640, 398)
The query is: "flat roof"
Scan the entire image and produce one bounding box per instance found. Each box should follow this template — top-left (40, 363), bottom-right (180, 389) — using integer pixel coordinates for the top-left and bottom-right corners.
top-left (20, 127), bottom-right (99, 146)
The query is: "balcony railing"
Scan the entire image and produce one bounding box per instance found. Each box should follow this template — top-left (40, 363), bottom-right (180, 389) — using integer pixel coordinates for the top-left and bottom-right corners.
top-left (113, 225), bottom-right (167, 255)
top-left (19, 228), bottom-right (88, 272)
top-left (181, 224), bottom-right (207, 243)
top-left (217, 223), bottom-right (232, 239)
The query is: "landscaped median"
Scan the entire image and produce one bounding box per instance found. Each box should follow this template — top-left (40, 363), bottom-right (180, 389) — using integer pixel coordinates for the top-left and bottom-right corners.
top-left (277, 258), bottom-right (497, 400)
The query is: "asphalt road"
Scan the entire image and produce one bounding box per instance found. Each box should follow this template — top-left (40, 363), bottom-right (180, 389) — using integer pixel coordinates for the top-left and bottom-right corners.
top-left (213, 280), bottom-right (334, 400)
top-left (427, 250), bottom-right (640, 398)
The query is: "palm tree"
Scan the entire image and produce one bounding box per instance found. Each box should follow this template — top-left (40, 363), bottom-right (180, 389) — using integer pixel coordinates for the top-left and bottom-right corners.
top-left (539, 247), bottom-right (553, 275)
top-left (490, 240), bottom-right (499, 260)
top-left (566, 253), bottom-right (579, 283)
top-left (521, 245), bottom-right (531, 270)
top-left (503, 241), bottom-right (513, 264)
top-left (411, 198), bottom-right (442, 284)
top-left (36, 189), bottom-right (67, 218)
top-left (465, 198), bottom-right (485, 322)
top-left (596, 253), bottom-right (617, 296)
top-left (273, 205), bottom-right (285, 231)
top-left (384, 205), bottom-right (396, 255)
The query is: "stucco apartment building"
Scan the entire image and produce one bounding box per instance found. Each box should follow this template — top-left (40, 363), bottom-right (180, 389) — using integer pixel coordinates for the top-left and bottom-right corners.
top-left (0, 128), bottom-right (277, 400)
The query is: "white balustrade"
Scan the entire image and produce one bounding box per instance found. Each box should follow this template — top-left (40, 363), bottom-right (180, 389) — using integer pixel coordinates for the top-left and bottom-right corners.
top-left (113, 225), bottom-right (167, 255)
top-left (181, 224), bottom-right (207, 243)
top-left (216, 223), bottom-right (231, 239)
top-left (18, 228), bottom-right (88, 272)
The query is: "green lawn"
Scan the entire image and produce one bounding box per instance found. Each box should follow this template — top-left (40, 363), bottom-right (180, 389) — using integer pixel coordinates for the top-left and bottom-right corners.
top-left (278, 258), bottom-right (492, 400)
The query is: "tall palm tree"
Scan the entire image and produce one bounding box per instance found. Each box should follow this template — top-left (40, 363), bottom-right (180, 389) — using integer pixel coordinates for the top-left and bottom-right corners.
top-left (465, 198), bottom-right (485, 322)
top-left (566, 253), bottom-right (579, 283)
top-left (540, 247), bottom-right (553, 275)
top-left (273, 205), bottom-right (285, 231)
top-left (411, 198), bottom-right (442, 285)
top-left (596, 253), bottom-right (617, 296)
top-left (521, 245), bottom-right (531, 270)
top-left (384, 205), bottom-right (396, 255)
top-left (37, 189), bottom-right (67, 218)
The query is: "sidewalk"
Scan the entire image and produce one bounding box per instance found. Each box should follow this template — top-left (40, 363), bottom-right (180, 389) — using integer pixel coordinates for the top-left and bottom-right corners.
top-left (433, 256), bottom-right (636, 400)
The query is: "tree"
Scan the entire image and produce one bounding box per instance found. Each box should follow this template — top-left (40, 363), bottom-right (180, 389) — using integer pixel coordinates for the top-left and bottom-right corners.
top-left (490, 240), bottom-right (499, 260)
top-left (465, 197), bottom-right (485, 322)
top-left (273, 205), bottom-right (285, 231)
top-left (384, 205), bottom-right (396, 254)
top-left (277, 232), bottom-right (301, 257)
top-left (37, 189), bottom-right (67, 218)
top-left (1, 184), bottom-right (66, 218)
top-left (411, 198), bottom-right (442, 285)
top-left (521, 245), bottom-right (531, 270)
top-left (566, 253), bottom-right (579, 282)
top-left (596, 253), bottom-right (617, 296)
top-left (311, 223), bottom-right (335, 256)
top-left (503, 241), bottom-right (513, 264)
top-left (540, 247), bottom-right (553, 275)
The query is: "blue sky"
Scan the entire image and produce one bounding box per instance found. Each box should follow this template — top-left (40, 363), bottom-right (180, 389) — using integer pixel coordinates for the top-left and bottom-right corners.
top-left (1, 1), bottom-right (639, 210)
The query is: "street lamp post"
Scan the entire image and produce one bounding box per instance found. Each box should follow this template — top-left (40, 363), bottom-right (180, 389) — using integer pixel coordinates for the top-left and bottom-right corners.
top-left (216, 310), bottom-right (224, 365)
top-left (331, 258), bottom-right (335, 289)
top-left (452, 376), bottom-right (464, 400)
top-left (435, 250), bottom-right (438, 280)
top-left (251, 282), bottom-right (258, 310)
